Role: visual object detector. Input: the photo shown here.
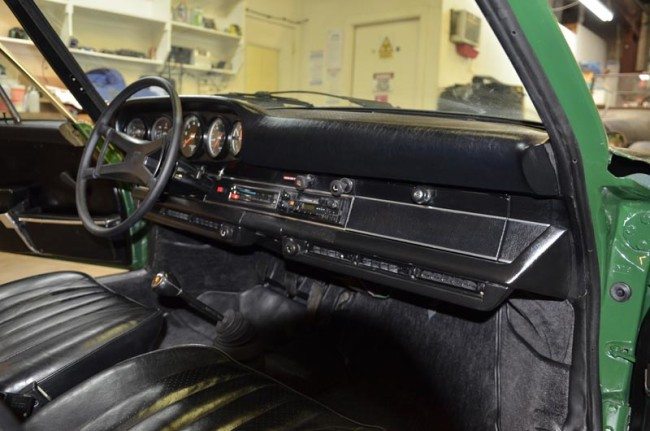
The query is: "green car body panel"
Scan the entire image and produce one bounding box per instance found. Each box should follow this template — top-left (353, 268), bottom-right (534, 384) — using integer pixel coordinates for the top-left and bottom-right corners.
top-left (508, 0), bottom-right (650, 429)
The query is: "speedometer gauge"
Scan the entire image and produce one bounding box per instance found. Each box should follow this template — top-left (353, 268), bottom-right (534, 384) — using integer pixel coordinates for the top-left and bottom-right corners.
top-left (205, 117), bottom-right (226, 157)
top-left (181, 115), bottom-right (202, 158)
top-left (151, 116), bottom-right (172, 141)
top-left (125, 118), bottom-right (146, 139)
top-left (228, 121), bottom-right (243, 156)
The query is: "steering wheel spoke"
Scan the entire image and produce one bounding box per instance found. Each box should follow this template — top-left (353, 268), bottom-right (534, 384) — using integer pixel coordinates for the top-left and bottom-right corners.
top-left (95, 159), bottom-right (154, 187)
top-left (101, 125), bottom-right (146, 153)
top-left (142, 135), bottom-right (168, 155)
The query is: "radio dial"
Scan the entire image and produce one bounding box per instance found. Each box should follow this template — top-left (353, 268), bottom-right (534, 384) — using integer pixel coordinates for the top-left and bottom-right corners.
top-left (330, 178), bottom-right (353, 196)
top-left (294, 175), bottom-right (315, 191)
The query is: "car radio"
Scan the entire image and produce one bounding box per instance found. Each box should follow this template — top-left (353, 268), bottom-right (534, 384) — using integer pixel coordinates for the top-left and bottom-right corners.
top-left (228, 185), bottom-right (278, 207)
top-left (227, 184), bottom-right (351, 226)
top-left (277, 190), bottom-right (349, 226)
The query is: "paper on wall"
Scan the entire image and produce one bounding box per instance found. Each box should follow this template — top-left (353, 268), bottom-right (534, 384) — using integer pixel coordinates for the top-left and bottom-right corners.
top-left (326, 29), bottom-right (343, 72)
top-left (309, 50), bottom-right (324, 86)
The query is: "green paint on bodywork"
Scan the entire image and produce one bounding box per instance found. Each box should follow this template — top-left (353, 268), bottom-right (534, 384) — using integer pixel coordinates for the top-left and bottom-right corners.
top-left (73, 122), bottom-right (148, 270)
top-left (506, 1), bottom-right (650, 429)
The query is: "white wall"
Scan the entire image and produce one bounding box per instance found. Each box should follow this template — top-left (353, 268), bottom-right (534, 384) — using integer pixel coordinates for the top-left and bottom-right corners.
top-left (286, 0), bottom-right (530, 113)
top-left (438, 0), bottom-right (521, 89)
top-left (238, 0), bottom-right (302, 92)
top-left (296, 0), bottom-right (442, 109)
top-left (574, 24), bottom-right (607, 70)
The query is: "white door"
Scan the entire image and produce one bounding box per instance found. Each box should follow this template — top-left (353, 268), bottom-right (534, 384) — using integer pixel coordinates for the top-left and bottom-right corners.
top-left (245, 45), bottom-right (280, 92)
top-left (352, 18), bottom-right (420, 108)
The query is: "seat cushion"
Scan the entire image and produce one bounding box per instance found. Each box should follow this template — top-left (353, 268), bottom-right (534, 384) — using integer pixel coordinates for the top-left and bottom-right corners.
top-left (26, 345), bottom-right (383, 431)
top-left (0, 271), bottom-right (163, 403)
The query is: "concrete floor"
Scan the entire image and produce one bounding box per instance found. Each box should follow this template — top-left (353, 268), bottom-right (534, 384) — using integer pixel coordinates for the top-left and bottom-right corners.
top-left (0, 252), bottom-right (126, 284)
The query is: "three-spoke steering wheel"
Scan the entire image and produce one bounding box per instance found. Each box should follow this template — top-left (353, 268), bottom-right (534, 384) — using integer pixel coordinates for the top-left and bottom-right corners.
top-left (75, 76), bottom-right (182, 237)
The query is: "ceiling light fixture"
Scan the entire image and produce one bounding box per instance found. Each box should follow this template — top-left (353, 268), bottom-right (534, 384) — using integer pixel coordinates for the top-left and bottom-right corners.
top-left (579, 0), bottom-right (614, 22)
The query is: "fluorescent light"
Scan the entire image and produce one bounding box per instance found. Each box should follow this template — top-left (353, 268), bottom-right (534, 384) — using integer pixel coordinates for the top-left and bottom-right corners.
top-left (640, 73), bottom-right (650, 82)
top-left (579, 0), bottom-right (614, 22)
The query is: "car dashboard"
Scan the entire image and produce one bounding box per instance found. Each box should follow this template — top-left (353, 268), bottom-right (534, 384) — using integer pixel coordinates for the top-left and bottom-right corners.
top-left (118, 96), bottom-right (573, 311)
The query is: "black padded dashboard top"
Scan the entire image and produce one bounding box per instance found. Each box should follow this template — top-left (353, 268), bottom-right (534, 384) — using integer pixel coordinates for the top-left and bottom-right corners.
top-left (119, 96), bottom-right (559, 197)
top-left (242, 109), bottom-right (557, 197)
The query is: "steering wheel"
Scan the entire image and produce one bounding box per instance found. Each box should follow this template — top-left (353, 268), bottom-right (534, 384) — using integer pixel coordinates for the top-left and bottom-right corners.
top-left (75, 76), bottom-right (182, 238)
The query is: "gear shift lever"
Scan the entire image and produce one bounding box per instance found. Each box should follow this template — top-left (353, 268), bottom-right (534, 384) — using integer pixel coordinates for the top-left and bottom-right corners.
top-left (151, 272), bottom-right (224, 322)
top-left (151, 272), bottom-right (257, 359)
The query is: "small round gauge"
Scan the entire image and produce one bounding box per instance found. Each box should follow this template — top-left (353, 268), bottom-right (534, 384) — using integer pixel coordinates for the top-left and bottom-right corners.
top-left (125, 118), bottom-right (147, 139)
top-left (205, 117), bottom-right (227, 158)
top-left (181, 115), bottom-right (202, 158)
top-left (150, 116), bottom-right (173, 141)
top-left (228, 121), bottom-right (243, 156)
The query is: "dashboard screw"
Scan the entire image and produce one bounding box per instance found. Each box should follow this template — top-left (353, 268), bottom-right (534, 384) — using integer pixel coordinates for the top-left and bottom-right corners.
top-left (284, 239), bottom-right (300, 256)
top-left (610, 282), bottom-right (631, 302)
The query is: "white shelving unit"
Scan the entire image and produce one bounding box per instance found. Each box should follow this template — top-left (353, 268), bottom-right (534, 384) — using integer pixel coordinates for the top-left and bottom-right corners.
top-left (70, 49), bottom-right (164, 66)
top-left (171, 21), bottom-right (241, 42)
top-left (0, 0), bottom-right (245, 93)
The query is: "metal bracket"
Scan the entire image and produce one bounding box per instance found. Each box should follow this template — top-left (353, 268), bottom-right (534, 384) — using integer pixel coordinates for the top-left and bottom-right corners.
top-left (0, 210), bottom-right (39, 254)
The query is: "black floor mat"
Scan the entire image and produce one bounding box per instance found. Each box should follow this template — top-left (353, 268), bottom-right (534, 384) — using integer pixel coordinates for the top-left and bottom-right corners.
top-left (156, 284), bottom-right (447, 430)
top-left (159, 310), bottom-right (213, 348)
top-left (148, 227), bottom-right (572, 430)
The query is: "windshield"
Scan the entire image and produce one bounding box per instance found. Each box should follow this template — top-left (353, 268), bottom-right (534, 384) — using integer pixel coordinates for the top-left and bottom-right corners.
top-left (592, 73), bottom-right (650, 110)
top-left (1, 0), bottom-right (541, 122)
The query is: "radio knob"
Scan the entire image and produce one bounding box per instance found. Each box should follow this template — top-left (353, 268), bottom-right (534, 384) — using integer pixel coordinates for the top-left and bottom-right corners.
top-left (330, 178), bottom-right (353, 196)
top-left (412, 187), bottom-right (433, 205)
top-left (294, 175), bottom-right (314, 191)
top-left (218, 224), bottom-right (235, 240)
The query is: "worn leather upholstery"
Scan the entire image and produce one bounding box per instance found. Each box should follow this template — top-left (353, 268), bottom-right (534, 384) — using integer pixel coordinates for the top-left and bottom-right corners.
top-left (26, 345), bottom-right (382, 431)
top-left (0, 272), bottom-right (163, 402)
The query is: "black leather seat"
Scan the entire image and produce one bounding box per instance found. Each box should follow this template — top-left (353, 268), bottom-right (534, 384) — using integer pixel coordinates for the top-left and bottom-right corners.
top-left (25, 345), bottom-right (382, 431)
top-left (0, 272), bottom-right (163, 404)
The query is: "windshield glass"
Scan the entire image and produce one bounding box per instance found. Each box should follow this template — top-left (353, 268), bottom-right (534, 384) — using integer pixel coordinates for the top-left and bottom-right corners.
top-left (592, 73), bottom-right (650, 110)
top-left (1, 0), bottom-right (542, 122)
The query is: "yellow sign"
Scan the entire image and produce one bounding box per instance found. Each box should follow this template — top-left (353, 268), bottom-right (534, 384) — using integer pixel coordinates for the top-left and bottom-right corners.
top-left (379, 37), bottom-right (393, 59)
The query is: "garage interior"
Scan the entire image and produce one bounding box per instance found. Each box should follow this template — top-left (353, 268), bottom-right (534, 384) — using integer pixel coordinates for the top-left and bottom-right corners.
top-left (0, 1), bottom-right (649, 430)
top-left (0, 0), bottom-right (648, 120)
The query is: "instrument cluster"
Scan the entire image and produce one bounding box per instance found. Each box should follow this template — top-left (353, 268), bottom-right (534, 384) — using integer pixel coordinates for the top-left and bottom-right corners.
top-left (123, 114), bottom-right (243, 160)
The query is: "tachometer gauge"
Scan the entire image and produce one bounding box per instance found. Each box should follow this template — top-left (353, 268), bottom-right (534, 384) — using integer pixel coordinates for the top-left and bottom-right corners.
top-left (151, 116), bottom-right (172, 141)
top-left (125, 118), bottom-right (147, 139)
top-left (228, 121), bottom-right (243, 156)
top-left (205, 117), bottom-right (227, 158)
top-left (181, 115), bottom-right (202, 158)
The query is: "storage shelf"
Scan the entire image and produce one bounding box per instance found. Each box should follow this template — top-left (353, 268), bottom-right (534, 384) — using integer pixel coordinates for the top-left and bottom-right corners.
top-left (168, 62), bottom-right (235, 75)
top-left (0, 36), bottom-right (34, 47)
top-left (1, 0), bottom-right (244, 92)
top-left (171, 21), bottom-right (241, 41)
top-left (73, 4), bottom-right (168, 25)
top-left (70, 48), bottom-right (162, 66)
